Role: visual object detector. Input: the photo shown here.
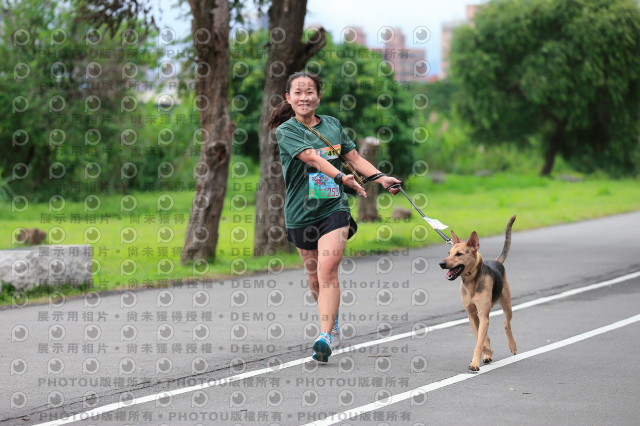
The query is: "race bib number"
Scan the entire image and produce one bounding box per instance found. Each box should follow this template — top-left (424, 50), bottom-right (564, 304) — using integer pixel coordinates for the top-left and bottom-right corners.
top-left (309, 173), bottom-right (340, 199)
top-left (316, 145), bottom-right (340, 161)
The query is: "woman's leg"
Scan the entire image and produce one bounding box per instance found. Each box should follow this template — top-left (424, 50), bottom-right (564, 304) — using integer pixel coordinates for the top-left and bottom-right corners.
top-left (316, 226), bottom-right (349, 334)
top-left (297, 248), bottom-right (319, 302)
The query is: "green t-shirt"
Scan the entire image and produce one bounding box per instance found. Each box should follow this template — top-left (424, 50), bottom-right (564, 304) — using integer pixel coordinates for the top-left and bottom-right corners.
top-left (276, 115), bottom-right (357, 229)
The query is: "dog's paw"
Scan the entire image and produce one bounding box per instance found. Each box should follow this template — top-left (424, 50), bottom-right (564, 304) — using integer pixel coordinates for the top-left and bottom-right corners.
top-left (509, 342), bottom-right (517, 355)
top-left (483, 356), bottom-right (492, 364)
top-left (468, 363), bottom-right (480, 372)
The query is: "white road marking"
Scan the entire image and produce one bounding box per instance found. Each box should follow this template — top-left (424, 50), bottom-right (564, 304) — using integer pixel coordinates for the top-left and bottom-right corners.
top-left (34, 271), bottom-right (640, 426)
top-left (304, 313), bottom-right (640, 426)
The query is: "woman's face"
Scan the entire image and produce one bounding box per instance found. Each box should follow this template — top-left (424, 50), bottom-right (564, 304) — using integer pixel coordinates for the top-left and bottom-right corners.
top-left (286, 76), bottom-right (321, 118)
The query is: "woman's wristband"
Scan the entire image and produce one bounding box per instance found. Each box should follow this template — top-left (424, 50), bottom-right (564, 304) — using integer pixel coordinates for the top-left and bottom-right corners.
top-left (363, 172), bottom-right (386, 184)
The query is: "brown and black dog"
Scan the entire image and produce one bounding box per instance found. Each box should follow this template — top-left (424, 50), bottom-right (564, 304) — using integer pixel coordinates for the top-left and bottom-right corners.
top-left (439, 215), bottom-right (517, 371)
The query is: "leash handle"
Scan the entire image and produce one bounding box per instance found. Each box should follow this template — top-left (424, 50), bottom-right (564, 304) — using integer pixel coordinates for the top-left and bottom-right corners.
top-left (387, 183), bottom-right (453, 245)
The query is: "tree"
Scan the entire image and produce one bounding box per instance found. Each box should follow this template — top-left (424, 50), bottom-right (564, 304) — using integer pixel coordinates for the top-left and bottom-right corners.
top-left (0, 0), bottom-right (157, 200)
top-left (178, 0), bottom-right (236, 264)
top-left (449, 0), bottom-right (640, 176)
top-left (75, 0), bottom-right (243, 263)
top-left (252, 0), bottom-right (327, 257)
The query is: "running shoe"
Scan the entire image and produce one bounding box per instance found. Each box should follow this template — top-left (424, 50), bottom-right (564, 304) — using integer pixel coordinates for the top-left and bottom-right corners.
top-left (312, 332), bottom-right (332, 363)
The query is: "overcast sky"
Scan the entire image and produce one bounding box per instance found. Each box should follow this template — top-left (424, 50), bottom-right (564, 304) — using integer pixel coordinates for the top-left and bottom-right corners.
top-left (157, 0), bottom-right (489, 76)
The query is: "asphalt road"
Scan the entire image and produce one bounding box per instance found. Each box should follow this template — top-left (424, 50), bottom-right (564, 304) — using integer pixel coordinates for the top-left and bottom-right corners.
top-left (1, 211), bottom-right (639, 426)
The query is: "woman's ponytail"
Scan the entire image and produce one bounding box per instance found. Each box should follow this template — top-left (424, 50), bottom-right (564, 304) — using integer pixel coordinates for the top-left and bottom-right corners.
top-left (268, 100), bottom-right (295, 129)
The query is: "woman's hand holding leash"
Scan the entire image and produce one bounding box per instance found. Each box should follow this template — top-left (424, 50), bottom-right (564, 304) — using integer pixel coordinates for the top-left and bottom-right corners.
top-left (360, 172), bottom-right (402, 195)
top-left (379, 176), bottom-right (402, 195)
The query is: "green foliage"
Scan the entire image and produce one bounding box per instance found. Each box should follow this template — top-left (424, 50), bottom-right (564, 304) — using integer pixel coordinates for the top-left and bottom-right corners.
top-left (127, 94), bottom-right (201, 191)
top-left (413, 110), bottom-right (576, 175)
top-left (0, 281), bottom-right (92, 306)
top-left (415, 79), bottom-right (579, 176)
top-left (227, 29), bottom-right (270, 160)
top-left (0, 177), bottom-right (15, 202)
top-left (419, 79), bottom-right (456, 116)
top-left (0, 0), bottom-right (161, 201)
top-left (450, 0), bottom-right (640, 176)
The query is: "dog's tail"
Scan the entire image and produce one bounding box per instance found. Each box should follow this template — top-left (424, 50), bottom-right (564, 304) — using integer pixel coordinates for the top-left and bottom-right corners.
top-left (497, 215), bottom-right (516, 264)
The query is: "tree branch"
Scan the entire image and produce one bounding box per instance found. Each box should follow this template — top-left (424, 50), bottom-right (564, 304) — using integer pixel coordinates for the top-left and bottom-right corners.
top-left (295, 27), bottom-right (326, 68)
top-left (73, 0), bottom-right (157, 38)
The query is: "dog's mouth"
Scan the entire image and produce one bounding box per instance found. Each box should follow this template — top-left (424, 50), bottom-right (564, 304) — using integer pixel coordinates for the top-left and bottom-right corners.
top-left (445, 265), bottom-right (464, 281)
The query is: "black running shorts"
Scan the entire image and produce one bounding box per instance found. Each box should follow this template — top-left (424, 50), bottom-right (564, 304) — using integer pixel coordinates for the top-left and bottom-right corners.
top-left (286, 210), bottom-right (358, 250)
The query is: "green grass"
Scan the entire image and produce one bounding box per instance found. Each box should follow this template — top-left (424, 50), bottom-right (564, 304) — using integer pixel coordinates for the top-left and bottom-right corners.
top-left (1, 173), bottom-right (639, 305)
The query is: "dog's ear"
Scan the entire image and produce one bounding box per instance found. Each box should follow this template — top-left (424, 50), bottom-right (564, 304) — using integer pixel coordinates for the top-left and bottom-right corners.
top-left (466, 231), bottom-right (479, 251)
top-left (450, 230), bottom-right (462, 244)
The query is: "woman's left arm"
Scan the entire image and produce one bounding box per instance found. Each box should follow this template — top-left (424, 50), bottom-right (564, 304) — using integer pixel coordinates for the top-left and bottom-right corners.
top-left (343, 149), bottom-right (402, 195)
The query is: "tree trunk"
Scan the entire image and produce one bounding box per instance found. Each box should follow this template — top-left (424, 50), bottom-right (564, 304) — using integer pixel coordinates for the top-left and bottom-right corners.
top-left (252, 0), bottom-right (327, 257)
top-left (357, 137), bottom-right (381, 222)
top-left (181, 0), bottom-right (235, 264)
top-left (540, 121), bottom-right (565, 177)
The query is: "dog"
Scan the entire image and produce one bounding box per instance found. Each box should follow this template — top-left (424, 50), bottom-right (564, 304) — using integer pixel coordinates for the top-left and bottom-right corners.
top-left (439, 215), bottom-right (517, 371)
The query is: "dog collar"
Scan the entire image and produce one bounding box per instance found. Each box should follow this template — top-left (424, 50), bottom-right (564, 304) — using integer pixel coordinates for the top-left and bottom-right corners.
top-left (464, 258), bottom-right (482, 277)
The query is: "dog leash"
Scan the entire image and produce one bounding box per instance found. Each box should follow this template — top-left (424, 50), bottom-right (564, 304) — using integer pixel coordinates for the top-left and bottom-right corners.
top-left (387, 183), bottom-right (453, 245)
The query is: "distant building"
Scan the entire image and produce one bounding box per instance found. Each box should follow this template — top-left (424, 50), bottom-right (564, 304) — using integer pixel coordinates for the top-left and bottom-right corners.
top-left (343, 26), bottom-right (368, 47)
top-left (339, 26), bottom-right (431, 83)
top-left (440, 5), bottom-right (482, 79)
